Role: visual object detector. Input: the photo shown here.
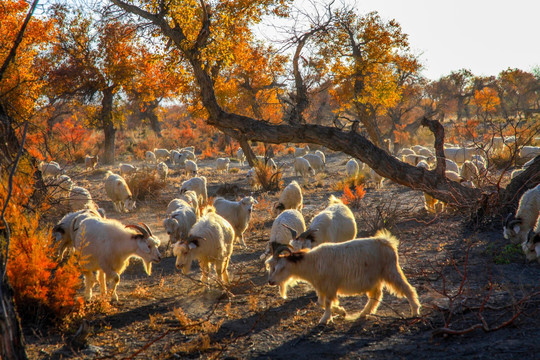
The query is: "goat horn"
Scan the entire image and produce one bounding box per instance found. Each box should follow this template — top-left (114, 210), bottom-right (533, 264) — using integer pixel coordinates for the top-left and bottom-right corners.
top-left (140, 222), bottom-right (153, 236)
top-left (272, 244), bottom-right (292, 258)
top-left (126, 224), bottom-right (148, 237)
top-left (504, 213), bottom-right (514, 227)
top-left (281, 223), bottom-right (297, 239)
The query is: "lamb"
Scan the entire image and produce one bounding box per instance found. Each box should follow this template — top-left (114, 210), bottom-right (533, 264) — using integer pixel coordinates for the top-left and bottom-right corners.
top-left (119, 163), bottom-right (137, 177)
top-left (216, 157), bottom-right (231, 173)
top-left (163, 199), bottom-right (197, 249)
top-left (184, 159), bottom-right (198, 176)
top-left (167, 190), bottom-right (199, 217)
top-left (294, 145), bottom-right (310, 157)
top-left (75, 219), bottom-right (161, 300)
top-left (172, 208), bottom-right (235, 284)
top-left (503, 184), bottom-right (540, 244)
top-left (237, 148), bottom-right (246, 166)
top-left (85, 155), bottom-right (99, 171)
top-left (272, 180), bottom-right (303, 216)
top-left (157, 161), bottom-right (168, 180)
top-left (314, 150), bottom-right (326, 165)
top-left (303, 154), bottom-right (325, 173)
top-left (52, 208), bottom-right (105, 259)
top-left (145, 151), bottom-right (157, 165)
top-left (213, 196), bottom-right (257, 247)
top-left (290, 195), bottom-right (356, 250)
top-left (346, 158), bottom-right (360, 178)
top-left (519, 146), bottom-right (540, 161)
top-left (266, 229), bottom-right (421, 324)
top-left (180, 176), bottom-right (208, 206)
top-left (104, 171), bottom-right (136, 213)
top-left (154, 148), bottom-right (171, 161)
top-left (294, 157), bottom-right (315, 178)
top-left (40, 161), bottom-right (64, 178)
top-left (69, 186), bottom-right (95, 211)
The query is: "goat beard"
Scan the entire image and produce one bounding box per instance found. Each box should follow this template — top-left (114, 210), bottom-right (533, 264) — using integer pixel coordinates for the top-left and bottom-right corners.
top-left (143, 260), bottom-right (152, 276)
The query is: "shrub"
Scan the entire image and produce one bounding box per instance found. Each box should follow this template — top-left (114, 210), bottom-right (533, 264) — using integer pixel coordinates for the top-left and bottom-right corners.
top-left (253, 160), bottom-right (282, 191)
top-left (332, 173), bottom-right (366, 191)
top-left (3, 165), bottom-right (81, 324)
top-left (126, 170), bottom-right (167, 201)
top-left (341, 184), bottom-right (366, 209)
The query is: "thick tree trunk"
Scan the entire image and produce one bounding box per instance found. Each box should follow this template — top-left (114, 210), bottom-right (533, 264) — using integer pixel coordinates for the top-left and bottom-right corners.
top-left (0, 276), bottom-right (28, 360)
top-left (101, 87), bottom-right (116, 165)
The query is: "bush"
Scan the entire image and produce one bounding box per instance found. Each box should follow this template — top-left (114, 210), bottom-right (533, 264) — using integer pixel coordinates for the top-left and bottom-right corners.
top-left (3, 164), bottom-right (81, 324)
top-left (253, 160), bottom-right (282, 191)
top-left (126, 170), bottom-right (167, 201)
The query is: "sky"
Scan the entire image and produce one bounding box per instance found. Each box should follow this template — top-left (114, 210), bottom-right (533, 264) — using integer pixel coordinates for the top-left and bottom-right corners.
top-left (263, 0), bottom-right (540, 80)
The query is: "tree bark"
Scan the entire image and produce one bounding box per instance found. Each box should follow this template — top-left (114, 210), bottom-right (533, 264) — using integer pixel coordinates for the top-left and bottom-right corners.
top-left (0, 277), bottom-right (28, 360)
top-left (101, 87), bottom-right (116, 164)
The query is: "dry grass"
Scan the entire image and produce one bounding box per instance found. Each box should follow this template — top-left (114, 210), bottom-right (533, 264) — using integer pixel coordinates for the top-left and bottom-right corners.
top-left (126, 170), bottom-right (167, 200)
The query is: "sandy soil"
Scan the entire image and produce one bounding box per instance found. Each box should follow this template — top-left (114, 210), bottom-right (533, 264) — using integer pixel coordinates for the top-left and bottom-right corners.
top-left (25, 150), bottom-right (540, 359)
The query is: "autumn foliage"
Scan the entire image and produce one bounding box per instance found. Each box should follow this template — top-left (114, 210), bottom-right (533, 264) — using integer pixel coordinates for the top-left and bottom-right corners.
top-left (2, 164), bottom-right (81, 323)
top-left (341, 184), bottom-right (366, 208)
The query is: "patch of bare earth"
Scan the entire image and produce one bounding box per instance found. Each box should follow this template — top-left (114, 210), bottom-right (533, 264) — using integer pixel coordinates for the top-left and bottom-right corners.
top-left (27, 152), bottom-right (540, 359)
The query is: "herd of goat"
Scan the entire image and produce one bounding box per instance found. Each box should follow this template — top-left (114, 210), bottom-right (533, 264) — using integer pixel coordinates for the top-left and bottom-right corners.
top-left (39, 138), bottom-right (540, 324)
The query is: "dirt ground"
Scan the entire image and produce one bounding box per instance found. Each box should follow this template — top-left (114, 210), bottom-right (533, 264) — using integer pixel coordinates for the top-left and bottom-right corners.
top-left (25, 151), bottom-right (540, 359)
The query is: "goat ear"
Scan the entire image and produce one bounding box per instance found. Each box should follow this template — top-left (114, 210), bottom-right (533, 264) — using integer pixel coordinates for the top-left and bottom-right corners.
top-left (188, 241), bottom-right (198, 250)
top-left (138, 239), bottom-right (151, 253)
top-left (53, 225), bottom-right (65, 234)
top-left (513, 225), bottom-right (521, 234)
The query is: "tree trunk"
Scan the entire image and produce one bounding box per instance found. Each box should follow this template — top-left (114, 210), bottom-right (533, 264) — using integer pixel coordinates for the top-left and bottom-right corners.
top-left (101, 87), bottom-right (116, 165)
top-left (238, 137), bottom-right (257, 167)
top-left (0, 276), bottom-right (28, 360)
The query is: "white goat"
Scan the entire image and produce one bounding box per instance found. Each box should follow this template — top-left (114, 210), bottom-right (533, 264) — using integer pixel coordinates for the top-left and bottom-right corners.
top-left (346, 159), bottom-right (360, 178)
top-left (213, 196), bottom-right (257, 247)
top-left (145, 151), bottom-right (157, 165)
top-left (157, 161), bottom-right (169, 180)
top-left (314, 150), bottom-right (326, 165)
top-left (163, 200), bottom-right (197, 248)
top-left (519, 146), bottom-right (540, 162)
top-left (154, 148), bottom-right (170, 162)
top-left (237, 148), bottom-right (246, 166)
top-left (460, 160), bottom-right (479, 185)
top-left (75, 220), bottom-right (161, 300)
top-left (52, 208), bottom-right (105, 259)
top-left (260, 209), bottom-right (306, 263)
top-left (266, 229), bottom-right (421, 324)
top-left (85, 155), bottom-right (99, 171)
top-left (445, 159), bottom-right (460, 174)
top-left (180, 176), bottom-right (207, 206)
top-left (294, 145), bottom-right (310, 157)
top-left (119, 163), bottom-right (137, 177)
top-left (104, 171), bottom-right (136, 213)
top-left (69, 186), bottom-right (95, 211)
top-left (294, 157), bottom-right (315, 178)
top-left (167, 190), bottom-right (199, 217)
top-left (444, 147), bottom-right (478, 165)
top-left (370, 168), bottom-right (384, 189)
top-left (40, 161), bottom-right (63, 178)
top-left (303, 154), bottom-right (325, 173)
top-left (184, 160), bottom-right (198, 176)
top-left (172, 208), bottom-right (234, 284)
top-left (216, 158), bottom-right (231, 173)
top-left (522, 217), bottom-right (540, 263)
top-left (273, 180), bottom-right (303, 216)
top-left (290, 195), bottom-right (356, 250)
top-left (246, 168), bottom-right (259, 190)
top-left (503, 184), bottom-right (540, 244)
